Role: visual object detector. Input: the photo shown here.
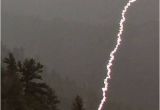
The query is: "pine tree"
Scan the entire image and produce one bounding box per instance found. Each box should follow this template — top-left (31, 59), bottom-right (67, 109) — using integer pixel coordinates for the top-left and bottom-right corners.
top-left (2, 53), bottom-right (24, 110)
top-left (72, 95), bottom-right (85, 110)
top-left (2, 53), bottom-right (60, 110)
top-left (45, 87), bottom-right (60, 110)
top-left (17, 57), bottom-right (60, 110)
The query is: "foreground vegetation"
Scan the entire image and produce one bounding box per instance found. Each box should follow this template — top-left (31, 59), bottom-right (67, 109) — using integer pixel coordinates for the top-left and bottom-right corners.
top-left (2, 53), bottom-right (85, 110)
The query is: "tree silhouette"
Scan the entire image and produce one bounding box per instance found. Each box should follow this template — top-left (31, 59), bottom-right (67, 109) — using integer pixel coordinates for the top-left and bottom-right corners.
top-left (45, 87), bottom-right (60, 110)
top-left (2, 53), bottom-right (60, 110)
top-left (17, 58), bottom-right (44, 95)
top-left (72, 95), bottom-right (85, 110)
top-left (2, 53), bottom-right (24, 110)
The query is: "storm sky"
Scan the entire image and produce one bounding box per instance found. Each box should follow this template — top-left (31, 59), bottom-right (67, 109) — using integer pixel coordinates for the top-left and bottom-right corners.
top-left (2, 0), bottom-right (159, 110)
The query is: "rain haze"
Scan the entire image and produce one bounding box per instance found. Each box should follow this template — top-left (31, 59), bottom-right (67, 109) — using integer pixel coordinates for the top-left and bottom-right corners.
top-left (2, 0), bottom-right (159, 110)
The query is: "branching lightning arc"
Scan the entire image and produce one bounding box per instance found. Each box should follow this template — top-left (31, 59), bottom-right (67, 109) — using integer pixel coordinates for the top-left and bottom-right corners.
top-left (98, 0), bottom-right (137, 110)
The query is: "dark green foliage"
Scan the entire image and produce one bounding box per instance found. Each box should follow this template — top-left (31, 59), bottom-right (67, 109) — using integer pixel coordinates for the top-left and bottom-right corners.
top-left (72, 95), bottom-right (85, 110)
top-left (2, 53), bottom-right (60, 110)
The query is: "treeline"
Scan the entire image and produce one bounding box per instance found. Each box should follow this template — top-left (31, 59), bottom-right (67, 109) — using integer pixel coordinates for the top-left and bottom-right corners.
top-left (2, 53), bottom-right (85, 110)
top-left (1, 52), bottom-right (142, 110)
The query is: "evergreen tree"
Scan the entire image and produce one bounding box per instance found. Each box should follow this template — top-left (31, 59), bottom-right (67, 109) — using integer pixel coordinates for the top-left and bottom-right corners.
top-left (2, 53), bottom-right (60, 110)
top-left (72, 95), bottom-right (85, 110)
top-left (2, 53), bottom-right (24, 110)
top-left (45, 87), bottom-right (60, 110)
top-left (18, 57), bottom-right (60, 110)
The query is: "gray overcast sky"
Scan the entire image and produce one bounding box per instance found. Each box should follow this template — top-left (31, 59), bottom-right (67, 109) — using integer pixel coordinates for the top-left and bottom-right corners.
top-left (3, 0), bottom-right (158, 24)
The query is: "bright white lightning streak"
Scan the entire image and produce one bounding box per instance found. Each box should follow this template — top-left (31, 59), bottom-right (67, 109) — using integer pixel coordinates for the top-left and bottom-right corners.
top-left (98, 0), bottom-right (137, 110)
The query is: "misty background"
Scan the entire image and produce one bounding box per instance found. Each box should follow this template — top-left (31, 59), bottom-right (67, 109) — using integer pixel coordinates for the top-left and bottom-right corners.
top-left (2, 0), bottom-right (159, 110)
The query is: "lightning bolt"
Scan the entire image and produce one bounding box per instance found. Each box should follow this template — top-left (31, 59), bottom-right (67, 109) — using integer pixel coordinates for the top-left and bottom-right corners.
top-left (98, 0), bottom-right (137, 110)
